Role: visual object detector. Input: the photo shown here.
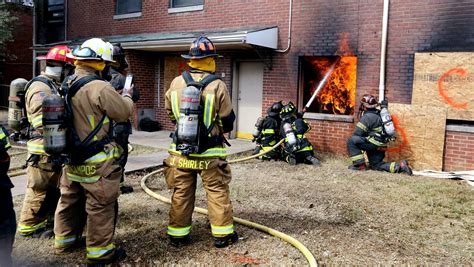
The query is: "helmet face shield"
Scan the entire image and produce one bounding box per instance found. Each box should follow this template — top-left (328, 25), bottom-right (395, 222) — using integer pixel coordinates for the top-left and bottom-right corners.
top-left (72, 46), bottom-right (103, 60)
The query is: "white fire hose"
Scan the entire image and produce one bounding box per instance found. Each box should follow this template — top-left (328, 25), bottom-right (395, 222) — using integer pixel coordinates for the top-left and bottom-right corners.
top-left (413, 170), bottom-right (474, 187)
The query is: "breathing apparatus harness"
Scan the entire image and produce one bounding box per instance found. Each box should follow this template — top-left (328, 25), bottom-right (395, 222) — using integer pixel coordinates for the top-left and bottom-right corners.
top-left (61, 75), bottom-right (113, 165)
top-left (173, 71), bottom-right (229, 156)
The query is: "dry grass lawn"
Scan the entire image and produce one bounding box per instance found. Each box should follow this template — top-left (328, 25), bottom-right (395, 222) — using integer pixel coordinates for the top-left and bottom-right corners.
top-left (10, 153), bottom-right (474, 266)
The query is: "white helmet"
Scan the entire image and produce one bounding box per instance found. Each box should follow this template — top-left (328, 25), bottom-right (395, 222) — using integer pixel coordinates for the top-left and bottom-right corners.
top-left (68, 38), bottom-right (115, 63)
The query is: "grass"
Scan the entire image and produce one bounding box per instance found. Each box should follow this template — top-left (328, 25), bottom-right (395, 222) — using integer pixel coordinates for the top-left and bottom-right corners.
top-left (10, 153), bottom-right (474, 265)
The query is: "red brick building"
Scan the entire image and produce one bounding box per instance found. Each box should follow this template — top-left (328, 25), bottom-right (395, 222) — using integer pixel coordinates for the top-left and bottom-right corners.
top-left (30, 0), bottom-right (474, 170)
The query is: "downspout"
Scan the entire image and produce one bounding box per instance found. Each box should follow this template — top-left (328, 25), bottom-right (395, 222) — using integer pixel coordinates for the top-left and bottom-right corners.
top-left (32, 1), bottom-right (37, 76)
top-left (275, 0), bottom-right (292, 53)
top-left (378, 0), bottom-right (390, 102)
top-left (64, 0), bottom-right (68, 41)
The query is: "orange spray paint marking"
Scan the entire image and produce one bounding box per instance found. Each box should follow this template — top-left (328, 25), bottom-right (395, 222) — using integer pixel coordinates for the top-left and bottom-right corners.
top-left (437, 68), bottom-right (469, 109)
top-left (386, 115), bottom-right (409, 153)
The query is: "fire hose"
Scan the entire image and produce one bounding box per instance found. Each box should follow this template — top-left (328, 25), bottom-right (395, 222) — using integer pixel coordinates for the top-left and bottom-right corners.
top-left (140, 140), bottom-right (318, 267)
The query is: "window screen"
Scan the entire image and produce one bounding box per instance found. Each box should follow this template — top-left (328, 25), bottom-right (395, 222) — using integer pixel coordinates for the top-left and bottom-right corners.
top-left (170, 0), bottom-right (204, 8)
top-left (116, 0), bottom-right (142, 14)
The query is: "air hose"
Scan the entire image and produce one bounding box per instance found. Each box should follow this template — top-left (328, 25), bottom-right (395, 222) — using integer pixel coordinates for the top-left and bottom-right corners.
top-left (140, 139), bottom-right (318, 267)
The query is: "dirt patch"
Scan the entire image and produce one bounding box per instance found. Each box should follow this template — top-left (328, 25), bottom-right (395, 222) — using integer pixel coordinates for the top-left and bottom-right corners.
top-left (11, 154), bottom-right (474, 265)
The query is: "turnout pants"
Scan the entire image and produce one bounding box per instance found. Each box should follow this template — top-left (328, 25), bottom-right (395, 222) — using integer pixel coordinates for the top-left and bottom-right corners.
top-left (18, 157), bottom-right (61, 235)
top-left (54, 166), bottom-right (122, 262)
top-left (347, 136), bottom-right (401, 173)
top-left (163, 155), bottom-right (234, 238)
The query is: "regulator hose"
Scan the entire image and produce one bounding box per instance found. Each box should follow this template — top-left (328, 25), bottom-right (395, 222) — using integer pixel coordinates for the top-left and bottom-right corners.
top-left (140, 141), bottom-right (319, 267)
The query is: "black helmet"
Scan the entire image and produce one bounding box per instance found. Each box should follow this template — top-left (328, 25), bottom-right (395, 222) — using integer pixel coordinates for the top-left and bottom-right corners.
top-left (181, 36), bottom-right (219, 59)
top-left (280, 101), bottom-right (297, 120)
top-left (361, 94), bottom-right (378, 109)
top-left (267, 101), bottom-right (283, 117)
top-left (111, 43), bottom-right (128, 71)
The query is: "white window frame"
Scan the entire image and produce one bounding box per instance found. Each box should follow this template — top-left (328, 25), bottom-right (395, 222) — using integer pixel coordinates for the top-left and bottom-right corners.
top-left (168, 0), bottom-right (203, 13)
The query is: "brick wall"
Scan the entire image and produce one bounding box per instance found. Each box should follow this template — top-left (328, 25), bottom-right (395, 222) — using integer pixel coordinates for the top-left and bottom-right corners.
top-left (443, 130), bottom-right (474, 171)
top-left (65, 0), bottom-right (474, 162)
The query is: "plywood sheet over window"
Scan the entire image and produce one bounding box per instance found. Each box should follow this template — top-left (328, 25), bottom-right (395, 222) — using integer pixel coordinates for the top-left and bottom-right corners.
top-left (385, 103), bottom-right (447, 171)
top-left (412, 52), bottom-right (474, 120)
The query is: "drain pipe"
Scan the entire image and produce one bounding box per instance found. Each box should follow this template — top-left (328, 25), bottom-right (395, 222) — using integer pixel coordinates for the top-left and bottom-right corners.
top-left (378, 0), bottom-right (390, 102)
top-left (275, 0), bottom-right (293, 53)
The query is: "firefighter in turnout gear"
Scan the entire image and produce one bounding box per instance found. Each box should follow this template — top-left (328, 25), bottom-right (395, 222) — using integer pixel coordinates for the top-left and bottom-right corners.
top-left (280, 102), bottom-right (321, 166)
top-left (18, 45), bottom-right (74, 238)
top-left (255, 101), bottom-right (283, 160)
top-left (0, 126), bottom-right (14, 266)
top-left (106, 43), bottom-right (139, 194)
top-left (53, 38), bottom-right (133, 265)
top-left (164, 36), bottom-right (238, 248)
top-left (347, 94), bottom-right (412, 174)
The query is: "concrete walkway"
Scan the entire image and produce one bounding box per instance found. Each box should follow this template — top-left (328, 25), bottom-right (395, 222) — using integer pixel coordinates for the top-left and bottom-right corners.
top-left (11, 130), bottom-right (254, 196)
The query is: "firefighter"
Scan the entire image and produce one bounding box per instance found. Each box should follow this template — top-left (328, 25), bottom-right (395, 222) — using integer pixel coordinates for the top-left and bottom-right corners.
top-left (17, 45), bottom-right (74, 238)
top-left (53, 38), bottom-right (134, 265)
top-left (255, 101), bottom-right (283, 160)
top-left (0, 126), bottom-right (14, 266)
top-left (347, 94), bottom-right (412, 174)
top-left (280, 102), bottom-right (321, 166)
top-left (106, 43), bottom-right (139, 194)
top-left (163, 36), bottom-right (237, 248)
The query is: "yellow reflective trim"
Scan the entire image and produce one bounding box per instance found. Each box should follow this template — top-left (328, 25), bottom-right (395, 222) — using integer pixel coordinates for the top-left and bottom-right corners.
top-left (84, 147), bottom-right (120, 164)
top-left (211, 224), bottom-right (234, 235)
top-left (0, 132), bottom-right (6, 139)
top-left (351, 154), bottom-right (365, 161)
top-left (55, 235), bottom-right (78, 247)
top-left (390, 162), bottom-right (396, 173)
top-left (356, 122), bottom-right (368, 132)
top-left (169, 143), bottom-right (226, 158)
top-left (103, 116), bottom-right (110, 124)
top-left (67, 172), bottom-right (101, 183)
top-left (367, 136), bottom-right (387, 147)
top-left (373, 126), bottom-right (383, 133)
top-left (17, 220), bottom-right (47, 234)
top-left (204, 94), bottom-right (214, 128)
top-left (167, 226), bottom-right (191, 237)
top-left (86, 243), bottom-right (115, 259)
top-left (27, 142), bottom-right (45, 154)
top-left (30, 114), bottom-right (43, 128)
top-left (87, 115), bottom-right (98, 141)
top-left (171, 91), bottom-right (180, 122)
top-left (262, 129), bottom-right (275, 134)
top-left (297, 145), bottom-right (313, 152)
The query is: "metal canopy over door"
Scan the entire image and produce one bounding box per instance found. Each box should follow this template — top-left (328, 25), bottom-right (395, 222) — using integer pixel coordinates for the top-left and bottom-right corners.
top-left (236, 62), bottom-right (264, 139)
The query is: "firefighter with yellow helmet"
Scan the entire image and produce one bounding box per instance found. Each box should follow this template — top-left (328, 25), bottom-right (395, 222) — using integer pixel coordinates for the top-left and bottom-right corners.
top-left (17, 45), bottom-right (75, 238)
top-left (164, 36), bottom-right (238, 248)
top-left (53, 38), bottom-right (134, 265)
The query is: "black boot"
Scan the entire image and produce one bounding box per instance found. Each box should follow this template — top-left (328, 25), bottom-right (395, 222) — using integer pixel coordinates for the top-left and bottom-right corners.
top-left (348, 163), bottom-right (366, 171)
top-left (287, 155), bottom-right (297, 165)
top-left (120, 184), bottom-right (134, 194)
top-left (169, 235), bottom-right (191, 248)
top-left (214, 232), bottom-right (238, 248)
top-left (399, 160), bottom-right (413, 175)
top-left (86, 247), bottom-right (126, 267)
top-left (306, 155), bottom-right (321, 166)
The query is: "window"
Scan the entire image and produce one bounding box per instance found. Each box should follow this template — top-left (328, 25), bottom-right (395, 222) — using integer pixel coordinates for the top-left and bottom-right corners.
top-left (116, 0), bottom-right (142, 15)
top-left (170, 0), bottom-right (203, 8)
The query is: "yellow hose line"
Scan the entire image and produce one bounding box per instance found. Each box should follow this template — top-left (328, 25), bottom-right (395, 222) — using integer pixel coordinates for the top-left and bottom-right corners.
top-left (9, 170), bottom-right (26, 178)
top-left (140, 169), bottom-right (318, 267)
top-left (228, 139), bottom-right (285, 164)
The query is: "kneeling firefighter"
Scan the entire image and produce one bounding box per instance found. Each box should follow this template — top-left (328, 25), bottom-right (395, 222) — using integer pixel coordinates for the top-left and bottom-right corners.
top-left (53, 38), bottom-right (134, 265)
top-left (347, 94), bottom-right (412, 175)
top-left (254, 101), bottom-right (283, 160)
top-left (17, 45), bottom-right (75, 238)
top-left (280, 102), bottom-right (321, 166)
top-left (163, 36), bottom-right (237, 248)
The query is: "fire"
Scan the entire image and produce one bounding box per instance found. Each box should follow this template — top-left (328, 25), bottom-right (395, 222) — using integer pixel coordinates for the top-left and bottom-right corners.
top-left (307, 32), bottom-right (357, 115)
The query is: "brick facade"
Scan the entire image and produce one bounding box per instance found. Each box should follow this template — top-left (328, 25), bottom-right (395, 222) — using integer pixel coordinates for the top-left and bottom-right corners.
top-left (40, 0), bottom-right (474, 169)
top-left (444, 130), bottom-right (474, 172)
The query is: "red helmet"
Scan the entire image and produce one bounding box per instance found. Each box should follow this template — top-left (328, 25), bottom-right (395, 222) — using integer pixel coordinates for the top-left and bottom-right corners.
top-left (181, 36), bottom-right (219, 59)
top-left (361, 94), bottom-right (378, 109)
top-left (37, 45), bottom-right (74, 64)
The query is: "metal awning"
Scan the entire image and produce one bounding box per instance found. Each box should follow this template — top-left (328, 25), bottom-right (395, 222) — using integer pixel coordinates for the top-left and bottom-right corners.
top-left (108, 27), bottom-right (279, 52)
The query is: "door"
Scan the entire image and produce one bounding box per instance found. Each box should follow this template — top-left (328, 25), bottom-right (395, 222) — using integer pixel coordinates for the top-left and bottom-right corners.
top-left (236, 62), bottom-right (264, 139)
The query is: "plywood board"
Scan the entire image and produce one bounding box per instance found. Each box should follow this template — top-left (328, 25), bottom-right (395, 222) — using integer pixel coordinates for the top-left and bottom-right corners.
top-left (412, 52), bottom-right (474, 120)
top-left (385, 103), bottom-right (447, 171)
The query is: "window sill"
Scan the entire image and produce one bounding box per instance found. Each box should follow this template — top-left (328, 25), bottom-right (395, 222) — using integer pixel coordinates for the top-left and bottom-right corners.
top-left (303, 113), bottom-right (354, 123)
top-left (168, 5), bottom-right (203, 14)
top-left (446, 125), bottom-right (474, 133)
top-left (113, 12), bottom-right (142, 20)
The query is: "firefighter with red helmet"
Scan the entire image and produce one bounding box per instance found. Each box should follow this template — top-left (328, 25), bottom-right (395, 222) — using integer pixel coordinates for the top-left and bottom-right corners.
top-left (280, 102), bottom-right (321, 165)
top-left (17, 45), bottom-right (75, 238)
top-left (164, 36), bottom-right (238, 248)
top-left (347, 94), bottom-right (412, 174)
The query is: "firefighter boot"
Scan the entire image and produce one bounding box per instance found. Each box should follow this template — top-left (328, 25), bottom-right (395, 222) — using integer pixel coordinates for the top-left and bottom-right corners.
top-left (306, 155), bottom-right (321, 166)
top-left (31, 229), bottom-right (54, 239)
top-left (86, 247), bottom-right (126, 267)
top-left (287, 154), bottom-right (297, 165)
top-left (348, 163), bottom-right (366, 171)
top-left (214, 232), bottom-right (238, 248)
top-left (169, 235), bottom-right (191, 248)
top-left (399, 160), bottom-right (413, 176)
